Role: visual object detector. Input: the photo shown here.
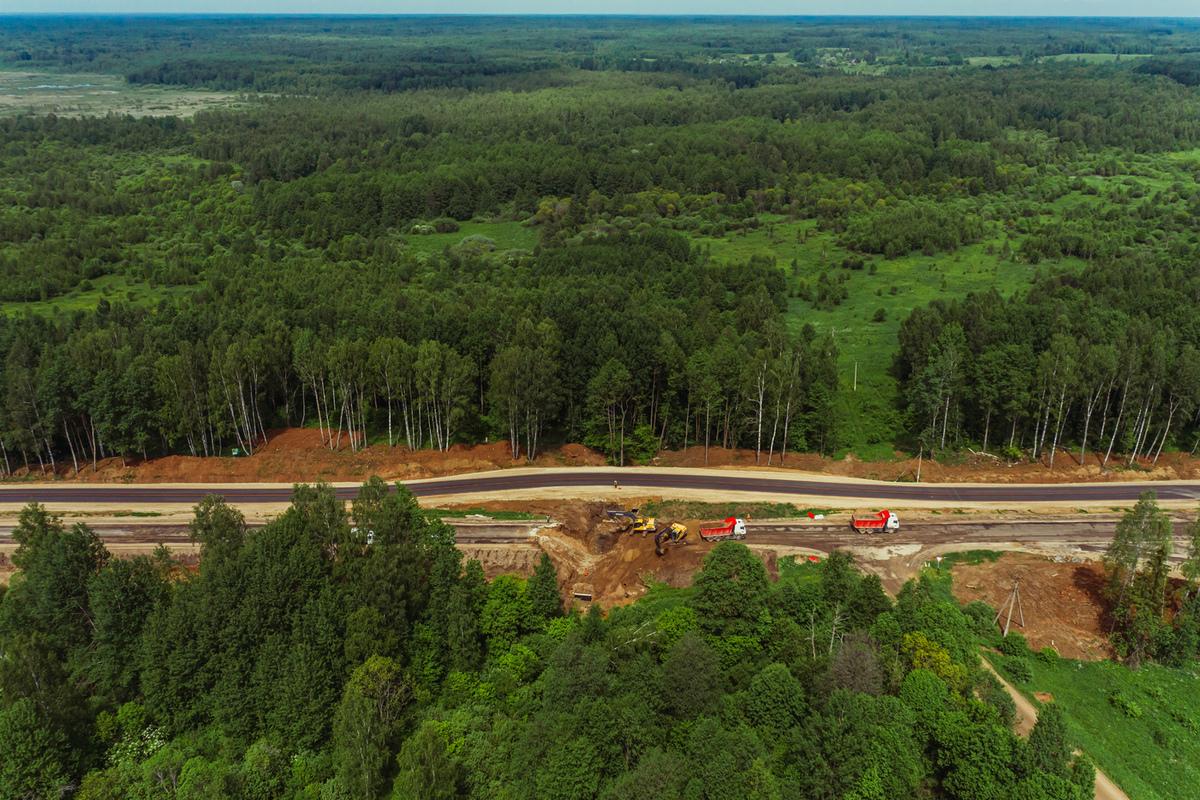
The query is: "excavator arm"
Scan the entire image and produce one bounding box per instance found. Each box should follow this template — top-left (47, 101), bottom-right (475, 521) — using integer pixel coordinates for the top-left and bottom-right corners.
top-left (605, 508), bottom-right (641, 524)
top-left (606, 508), bottom-right (656, 535)
top-left (654, 522), bottom-right (689, 555)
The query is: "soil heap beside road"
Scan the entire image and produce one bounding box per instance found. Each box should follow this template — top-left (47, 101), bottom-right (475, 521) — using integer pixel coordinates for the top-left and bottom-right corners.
top-left (10, 427), bottom-right (1200, 485)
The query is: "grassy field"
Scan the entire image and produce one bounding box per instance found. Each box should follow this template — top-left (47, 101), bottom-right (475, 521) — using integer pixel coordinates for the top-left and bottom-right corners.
top-left (1018, 657), bottom-right (1200, 800)
top-left (403, 221), bottom-right (540, 257)
top-left (965, 54), bottom-right (1152, 67)
top-left (932, 550), bottom-right (1199, 800)
top-left (691, 213), bottom-right (1069, 398)
top-left (0, 274), bottom-right (193, 318)
top-left (0, 70), bottom-right (252, 118)
top-left (1038, 53), bottom-right (1153, 64)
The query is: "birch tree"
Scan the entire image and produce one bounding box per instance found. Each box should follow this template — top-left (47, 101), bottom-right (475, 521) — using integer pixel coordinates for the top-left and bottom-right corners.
top-left (415, 340), bottom-right (472, 452)
top-left (687, 351), bottom-right (719, 466)
top-left (911, 323), bottom-right (967, 455)
top-left (328, 337), bottom-right (370, 451)
top-left (1076, 341), bottom-right (1116, 466)
top-left (587, 357), bottom-right (633, 466)
top-left (1103, 490), bottom-right (1172, 631)
top-left (1152, 344), bottom-right (1200, 464)
top-left (767, 340), bottom-right (805, 466)
top-left (1036, 333), bottom-right (1079, 469)
top-left (744, 347), bottom-right (772, 465)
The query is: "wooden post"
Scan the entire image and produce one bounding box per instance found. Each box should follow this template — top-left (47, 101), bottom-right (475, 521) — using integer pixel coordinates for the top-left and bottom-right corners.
top-left (992, 579), bottom-right (1025, 635)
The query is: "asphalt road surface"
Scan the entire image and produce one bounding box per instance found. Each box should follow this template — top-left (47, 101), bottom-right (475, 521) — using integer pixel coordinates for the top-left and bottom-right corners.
top-left (2, 468), bottom-right (1200, 505)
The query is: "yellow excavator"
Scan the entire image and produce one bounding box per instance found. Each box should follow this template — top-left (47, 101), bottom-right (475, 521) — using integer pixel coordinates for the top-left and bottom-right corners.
top-left (654, 522), bottom-right (689, 556)
top-left (605, 508), bottom-right (657, 536)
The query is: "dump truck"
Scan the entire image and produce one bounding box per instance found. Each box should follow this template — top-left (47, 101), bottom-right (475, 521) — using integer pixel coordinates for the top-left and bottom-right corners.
top-left (698, 517), bottom-right (747, 542)
top-left (851, 510), bottom-right (899, 532)
top-left (654, 522), bottom-right (689, 555)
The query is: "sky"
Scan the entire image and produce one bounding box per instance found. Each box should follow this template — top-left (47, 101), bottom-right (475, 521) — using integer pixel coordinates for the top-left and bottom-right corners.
top-left (3, 3), bottom-right (1198, 16)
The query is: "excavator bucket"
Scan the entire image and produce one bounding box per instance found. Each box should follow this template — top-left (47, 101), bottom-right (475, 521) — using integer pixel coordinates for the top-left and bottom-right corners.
top-left (605, 508), bottom-right (640, 526)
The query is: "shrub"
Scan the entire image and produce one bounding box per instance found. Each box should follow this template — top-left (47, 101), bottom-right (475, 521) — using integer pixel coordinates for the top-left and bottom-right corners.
top-left (1110, 691), bottom-right (1142, 718)
top-left (872, 308), bottom-right (887, 323)
top-left (962, 601), bottom-right (997, 636)
top-left (1001, 656), bottom-right (1032, 684)
top-left (1035, 646), bottom-right (1059, 665)
top-left (997, 632), bottom-right (1028, 657)
top-left (458, 234), bottom-right (497, 251)
top-left (431, 217), bottom-right (460, 233)
top-left (1169, 708), bottom-right (1198, 732)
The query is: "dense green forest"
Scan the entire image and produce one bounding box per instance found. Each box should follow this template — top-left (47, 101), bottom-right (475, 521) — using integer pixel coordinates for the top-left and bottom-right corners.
top-left (4, 15), bottom-right (1200, 798)
top-left (2, 485), bottom-right (1197, 799)
top-left (0, 486), bottom-right (1108, 799)
top-left (3, 17), bottom-right (1200, 469)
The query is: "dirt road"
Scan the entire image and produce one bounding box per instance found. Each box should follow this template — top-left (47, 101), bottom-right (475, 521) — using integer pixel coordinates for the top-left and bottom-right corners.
top-left (980, 656), bottom-right (1129, 800)
top-left (746, 514), bottom-right (1196, 592)
top-left (0, 511), bottom-right (1180, 597)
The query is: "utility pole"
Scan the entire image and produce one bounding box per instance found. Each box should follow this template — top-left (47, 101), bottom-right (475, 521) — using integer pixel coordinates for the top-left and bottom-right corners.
top-left (993, 579), bottom-right (1026, 636)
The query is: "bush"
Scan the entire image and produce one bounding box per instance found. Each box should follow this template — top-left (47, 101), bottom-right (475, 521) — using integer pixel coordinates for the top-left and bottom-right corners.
top-left (458, 234), bottom-right (497, 251)
top-left (1169, 708), bottom-right (1198, 732)
top-left (431, 217), bottom-right (460, 233)
top-left (872, 308), bottom-right (887, 323)
top-left (1110, 691), bottom-right (1142, 718)
top-left (1035, 646), bottom-right (1059, 665)
top-left (1001, 656), bottom-right (1032, 684)
top-left (997, 632), bottom-right (1029, 657)
top-left (962, 601), bottom-right (997, 636)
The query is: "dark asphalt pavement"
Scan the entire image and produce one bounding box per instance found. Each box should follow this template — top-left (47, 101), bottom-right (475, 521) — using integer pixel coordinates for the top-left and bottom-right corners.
top-left (1, 469), bottom-right (1199, 505)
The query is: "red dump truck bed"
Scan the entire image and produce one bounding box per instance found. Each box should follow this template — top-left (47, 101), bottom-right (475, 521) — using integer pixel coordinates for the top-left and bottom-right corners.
top-left (699, 517), bottom-right (747, 542)
top-left (851, 510), bottom-right (899, 532)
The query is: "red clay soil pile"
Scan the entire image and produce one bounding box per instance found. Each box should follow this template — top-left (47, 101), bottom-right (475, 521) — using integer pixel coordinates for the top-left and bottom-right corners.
top-left (13, 427), bottom-right (1200, 484)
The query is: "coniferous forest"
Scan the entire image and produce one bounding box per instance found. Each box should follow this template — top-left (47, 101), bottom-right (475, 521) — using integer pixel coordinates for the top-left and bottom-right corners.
top-left (2, 15), bottom-right (1200, 799)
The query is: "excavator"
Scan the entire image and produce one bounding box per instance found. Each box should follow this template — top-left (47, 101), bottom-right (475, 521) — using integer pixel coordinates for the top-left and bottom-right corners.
top-left (605, 508), bottom-right (657, 536)
top-left (608, 508), bottom-right (689, 555)
top-left (654, 522), bottom-right (689, 556)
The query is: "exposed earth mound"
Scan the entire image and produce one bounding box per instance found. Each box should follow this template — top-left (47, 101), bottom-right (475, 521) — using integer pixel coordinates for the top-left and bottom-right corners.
top-left (953, 552), bottom-right (1115, 661)
top-left (10, 427), bottom-right (1200, 484)
top-left (444, 500), bottom-right (776, 609)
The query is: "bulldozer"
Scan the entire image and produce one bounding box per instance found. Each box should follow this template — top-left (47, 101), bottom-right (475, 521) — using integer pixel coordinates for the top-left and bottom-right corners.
top-left (654, 522), bottom-right (689, 556)
top-left (605, 508), bottom-right (657, 536)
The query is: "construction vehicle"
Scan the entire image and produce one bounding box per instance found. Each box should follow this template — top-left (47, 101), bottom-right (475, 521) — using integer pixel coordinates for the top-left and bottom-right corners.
top-left (654, 522), bottom-right (689, 555)
top-left (699, 517), bottom-right (747, 542)
top-left (605, 508), bottom-right (657, 536)
top-left (851, 510), bottom-right (900, 532)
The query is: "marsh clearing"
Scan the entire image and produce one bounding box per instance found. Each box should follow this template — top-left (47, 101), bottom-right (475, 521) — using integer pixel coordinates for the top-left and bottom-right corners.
top-left (0, 70), bottom-right (253, 117)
